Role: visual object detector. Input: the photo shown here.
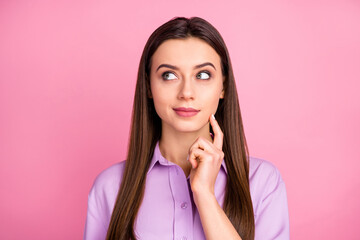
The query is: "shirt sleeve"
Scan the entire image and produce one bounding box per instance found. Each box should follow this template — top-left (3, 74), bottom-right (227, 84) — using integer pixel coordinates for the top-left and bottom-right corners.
top-left (83, 182), bottom-right (108, 240)
top-left (254, 166), bottom-right (290, 240)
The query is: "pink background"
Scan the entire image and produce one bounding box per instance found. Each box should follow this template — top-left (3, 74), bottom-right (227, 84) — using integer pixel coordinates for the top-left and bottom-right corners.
top-left (1, 0), bottom-right (359, 239)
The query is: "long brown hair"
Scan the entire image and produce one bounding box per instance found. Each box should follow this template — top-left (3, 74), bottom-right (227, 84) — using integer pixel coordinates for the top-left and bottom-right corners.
top-left (106, 17), bottom-right (255, 240)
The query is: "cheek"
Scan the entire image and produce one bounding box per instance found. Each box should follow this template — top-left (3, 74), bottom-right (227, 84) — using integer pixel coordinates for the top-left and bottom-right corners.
top-left (197, 94), bottom-right (220, 116)
top-left (202, 85), bottom-right (223, 109)
top-left (152, 84), bottom-right (167, 101)
top-left (210, 97), bottom-right (221, 113)
top-left (209, 90), bottom-right (222, 114)
top-left (151, 88), bottom-right (169, 117)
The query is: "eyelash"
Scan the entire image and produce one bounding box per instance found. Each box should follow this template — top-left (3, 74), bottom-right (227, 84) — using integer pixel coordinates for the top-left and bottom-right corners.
top-left (197, 71), bottom-right (211, 80)
top-left (161, 71), bottom-right (212, 80)
top-left (161, 71), bottom-right (177, 80)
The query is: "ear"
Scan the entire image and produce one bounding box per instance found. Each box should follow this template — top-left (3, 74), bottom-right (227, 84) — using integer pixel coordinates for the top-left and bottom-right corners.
top-left (220, 76), bottom-right (225, 99)
top-left (220, 89), bottom-right (225, 99)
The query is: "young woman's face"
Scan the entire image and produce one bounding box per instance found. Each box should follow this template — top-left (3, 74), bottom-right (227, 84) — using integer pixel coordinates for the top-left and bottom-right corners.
top-left (150, 37), bottom-right (224, 134)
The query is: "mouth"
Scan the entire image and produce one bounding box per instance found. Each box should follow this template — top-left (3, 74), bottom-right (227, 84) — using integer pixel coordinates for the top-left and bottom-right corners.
top-left (173, 107), bottom-right (200, 117)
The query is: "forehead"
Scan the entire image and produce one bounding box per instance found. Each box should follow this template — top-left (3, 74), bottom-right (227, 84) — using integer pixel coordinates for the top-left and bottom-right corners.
top-left (151, 37), bottom-right (221, 69)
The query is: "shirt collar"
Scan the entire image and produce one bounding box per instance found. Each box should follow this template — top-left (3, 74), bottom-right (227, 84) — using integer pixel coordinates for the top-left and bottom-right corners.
top-left (147, 141), bottom-right (228, 175)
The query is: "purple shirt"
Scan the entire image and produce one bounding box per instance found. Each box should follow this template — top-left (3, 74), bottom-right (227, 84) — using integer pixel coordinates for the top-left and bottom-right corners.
top-left (84, 142), bottom-right (289, 240)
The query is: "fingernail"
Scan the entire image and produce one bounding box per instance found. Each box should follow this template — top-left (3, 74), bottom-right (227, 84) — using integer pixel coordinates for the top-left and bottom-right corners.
top-left (211, 114), bottom-right (215, 120)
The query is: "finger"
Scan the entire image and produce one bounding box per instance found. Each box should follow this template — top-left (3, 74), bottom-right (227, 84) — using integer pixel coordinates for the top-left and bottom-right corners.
top-left (188, 148), bottom-right (212, 168)
top-left (188, 153), bottom-right (198, 169)
top-left (189, 137), bottom-right (214, 155)
top-left (209, 114), bottom-right (223, 150)
top-left (188, 148), bottom-right (203, 169)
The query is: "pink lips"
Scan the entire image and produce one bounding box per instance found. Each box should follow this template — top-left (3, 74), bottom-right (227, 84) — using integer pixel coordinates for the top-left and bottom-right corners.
top-left (173, 107), bottom-right (200, 117)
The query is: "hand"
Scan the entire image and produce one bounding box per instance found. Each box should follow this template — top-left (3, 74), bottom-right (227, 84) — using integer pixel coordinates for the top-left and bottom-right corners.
top-left (188, 114), bottom-right (224, 197)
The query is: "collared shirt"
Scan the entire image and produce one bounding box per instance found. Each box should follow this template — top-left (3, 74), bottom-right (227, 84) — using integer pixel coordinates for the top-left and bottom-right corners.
top-left (84, 142), bottom-right (289, 240)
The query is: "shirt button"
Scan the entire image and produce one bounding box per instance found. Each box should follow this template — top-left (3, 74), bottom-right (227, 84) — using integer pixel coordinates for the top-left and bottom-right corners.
top-left (181, 202), bottom-right (188, 209)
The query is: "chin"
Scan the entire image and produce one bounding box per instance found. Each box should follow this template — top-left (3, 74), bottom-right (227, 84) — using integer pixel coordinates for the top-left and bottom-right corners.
top-left (173, 122), bottom-right (209, 134)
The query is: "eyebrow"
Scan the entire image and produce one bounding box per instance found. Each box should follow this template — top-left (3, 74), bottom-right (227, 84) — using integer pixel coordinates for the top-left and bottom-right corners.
top-left (156, 62), bottom-right (216, 72)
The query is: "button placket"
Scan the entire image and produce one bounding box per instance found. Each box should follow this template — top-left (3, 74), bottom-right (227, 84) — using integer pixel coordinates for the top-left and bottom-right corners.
top-left (169, 165), bottom-right (193, 240)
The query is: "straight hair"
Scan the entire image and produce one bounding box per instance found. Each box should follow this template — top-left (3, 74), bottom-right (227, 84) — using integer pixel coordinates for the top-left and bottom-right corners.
top-left (106, 17), bottom-right (255, 240)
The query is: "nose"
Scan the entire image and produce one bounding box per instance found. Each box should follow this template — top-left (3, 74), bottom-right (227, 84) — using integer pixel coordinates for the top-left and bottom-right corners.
top-left (178, 78), bottom-right (195, 100)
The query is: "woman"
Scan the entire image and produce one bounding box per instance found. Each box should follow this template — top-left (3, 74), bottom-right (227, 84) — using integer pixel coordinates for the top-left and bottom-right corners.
top-left (84, 17), bottom-right (289, 240)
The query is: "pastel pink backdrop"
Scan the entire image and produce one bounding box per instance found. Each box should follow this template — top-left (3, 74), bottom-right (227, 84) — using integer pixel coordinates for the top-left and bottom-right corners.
top-left (0, 0), bottom-right (359, 239)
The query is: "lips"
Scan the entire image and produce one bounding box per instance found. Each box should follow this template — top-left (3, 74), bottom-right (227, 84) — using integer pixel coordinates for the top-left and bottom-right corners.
top-left (173, 107), bottom-right (200, 117)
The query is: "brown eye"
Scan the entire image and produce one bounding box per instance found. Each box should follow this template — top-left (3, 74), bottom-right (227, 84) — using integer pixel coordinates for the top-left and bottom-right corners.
top-left (196, 71), bottom-right (211, 80)
top-left (162, 72), bottom-right (177, 80)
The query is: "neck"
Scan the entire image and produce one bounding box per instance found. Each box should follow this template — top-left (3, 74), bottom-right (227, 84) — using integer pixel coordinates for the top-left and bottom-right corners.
top-left (159, 123), bottom-right (212, 177)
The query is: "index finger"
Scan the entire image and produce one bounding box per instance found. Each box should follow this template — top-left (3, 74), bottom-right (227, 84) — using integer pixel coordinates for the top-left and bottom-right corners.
top-left (209, 114), bottom-right (223, 150)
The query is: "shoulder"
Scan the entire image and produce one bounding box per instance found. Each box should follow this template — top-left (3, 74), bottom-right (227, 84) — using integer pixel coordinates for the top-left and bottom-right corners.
top-left (248, 156), bottom-right (286, 209)
top-left (248, 157), bottom-right (290, 239)
top-left (249, 156), bottom-right (284, 185)
top-left (90, 161), bottom-right (126, 196)
top-left (84, 161), bottom-right (126, 239)
top-left (87, 161), bottom-right (127, 214)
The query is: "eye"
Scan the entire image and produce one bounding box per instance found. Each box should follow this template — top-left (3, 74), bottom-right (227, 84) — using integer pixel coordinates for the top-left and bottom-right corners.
top-left (196, 71), bottom-right (211, 80)
top-left (162, 72), bottom-right (177, 80)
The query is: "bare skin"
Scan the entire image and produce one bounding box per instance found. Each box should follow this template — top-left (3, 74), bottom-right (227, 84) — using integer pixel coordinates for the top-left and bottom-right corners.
top-left (150, 37), bottom-right (242, 239)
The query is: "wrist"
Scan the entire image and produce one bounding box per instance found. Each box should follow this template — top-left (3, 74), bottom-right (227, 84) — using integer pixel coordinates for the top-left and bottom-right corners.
top-left (193, 188), bottom-right (216, 206)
